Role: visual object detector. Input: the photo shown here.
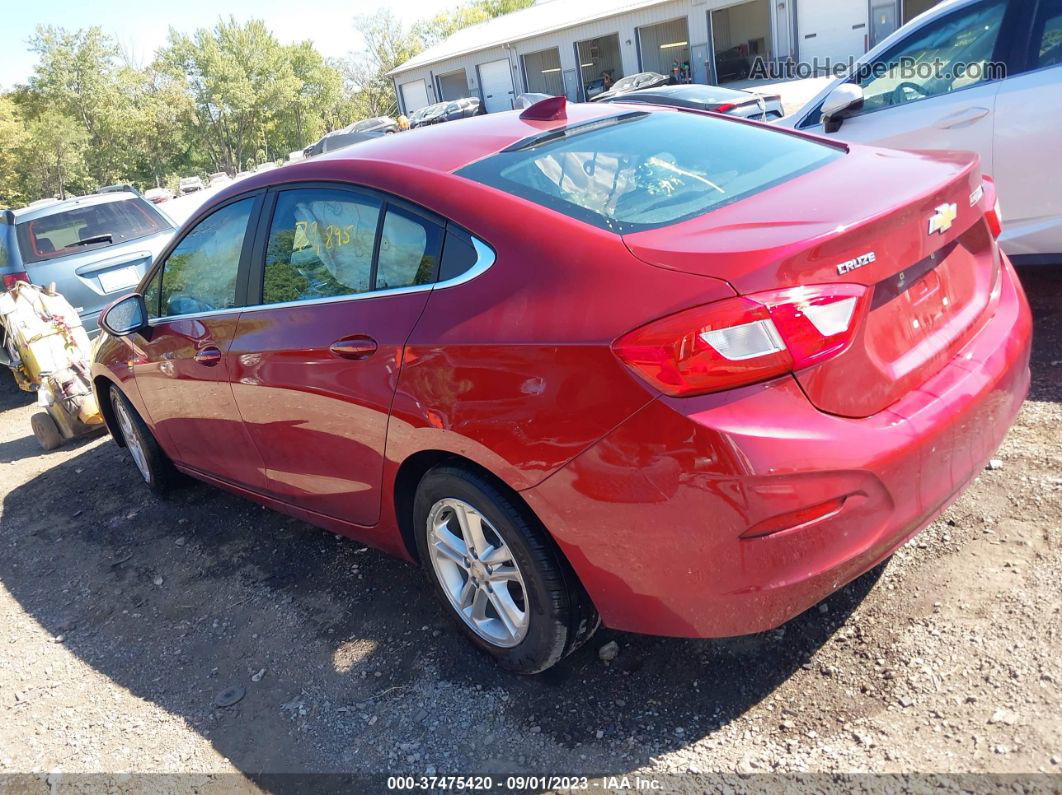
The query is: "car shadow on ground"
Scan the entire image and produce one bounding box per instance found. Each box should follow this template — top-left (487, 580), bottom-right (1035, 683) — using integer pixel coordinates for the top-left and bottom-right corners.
top-left (1018, 269), bottom-right (1062, 405)
top-left (0, 437), bottom-right (881, 777)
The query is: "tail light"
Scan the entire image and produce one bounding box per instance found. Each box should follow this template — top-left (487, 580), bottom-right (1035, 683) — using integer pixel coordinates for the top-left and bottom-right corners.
top-left (3, 272), bottom-right (29, 290)
top-left (985, 197), bottom-right (1003, 239)
top-left (714, 103), bottom-right (737, 113)
top-left (980, 177), bottom-right (1003, 239)
top-left (612, 284), bottom-right (868, 397)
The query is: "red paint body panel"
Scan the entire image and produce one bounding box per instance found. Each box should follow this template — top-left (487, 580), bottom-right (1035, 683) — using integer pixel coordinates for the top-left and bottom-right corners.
top-left (522, 256), bottom-right (1031, 636)
top-left (131, 315), bottom-right (268, 491)
top-left (227, 292), bottom-right (431, 526)
top-left (91, 107), bottom-right (1033, 642)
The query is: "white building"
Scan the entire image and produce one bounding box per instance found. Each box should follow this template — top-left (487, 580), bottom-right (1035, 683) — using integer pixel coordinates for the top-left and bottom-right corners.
top-left (389, 0), bottom-right (943, 114)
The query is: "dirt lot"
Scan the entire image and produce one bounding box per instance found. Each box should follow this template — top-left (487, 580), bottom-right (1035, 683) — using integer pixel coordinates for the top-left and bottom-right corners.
top-left (0, 271), bottom-right (1059, 787)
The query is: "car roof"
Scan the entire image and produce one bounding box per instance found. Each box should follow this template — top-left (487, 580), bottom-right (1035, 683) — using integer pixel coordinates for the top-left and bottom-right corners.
top-left (11, 191), bottom-right (144, 223)
top-left (230, 102), bottom-right (637, 184)
top-left (607, 84), bottom-right (751, 104)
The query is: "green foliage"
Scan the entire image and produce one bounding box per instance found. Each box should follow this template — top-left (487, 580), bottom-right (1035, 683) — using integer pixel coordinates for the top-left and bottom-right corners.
top-left (0, 0), bottom-right (531, 206)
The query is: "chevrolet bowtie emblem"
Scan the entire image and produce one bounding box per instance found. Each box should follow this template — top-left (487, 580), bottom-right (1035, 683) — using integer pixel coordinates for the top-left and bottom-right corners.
top-left (928, 203), bottom-right (958, 235)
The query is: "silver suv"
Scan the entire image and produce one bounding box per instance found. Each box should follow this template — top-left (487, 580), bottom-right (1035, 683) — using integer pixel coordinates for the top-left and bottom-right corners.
top-left (1, 189), bottom-right (175, 336)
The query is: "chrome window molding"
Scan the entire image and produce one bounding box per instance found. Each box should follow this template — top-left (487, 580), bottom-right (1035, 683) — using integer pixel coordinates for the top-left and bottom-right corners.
top-left (147, 235), bottom-right (495, 326)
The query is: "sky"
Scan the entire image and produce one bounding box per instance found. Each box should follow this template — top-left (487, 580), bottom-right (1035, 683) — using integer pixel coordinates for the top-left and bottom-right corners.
top-left (0, 0), bottom-right (444, 90)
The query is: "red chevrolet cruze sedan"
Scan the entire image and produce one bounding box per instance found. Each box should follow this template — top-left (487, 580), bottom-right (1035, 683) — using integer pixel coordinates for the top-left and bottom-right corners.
top-left (94, 99), bottom-right (1031, 673)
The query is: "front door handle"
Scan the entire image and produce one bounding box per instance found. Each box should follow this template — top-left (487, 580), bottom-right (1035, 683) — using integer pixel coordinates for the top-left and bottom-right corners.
top-left (194, 346), bottom-right (222, 366)
top-left (330, 336), bottom-right (378, 360)
top-left (935, 106), bottom-right (990, 129)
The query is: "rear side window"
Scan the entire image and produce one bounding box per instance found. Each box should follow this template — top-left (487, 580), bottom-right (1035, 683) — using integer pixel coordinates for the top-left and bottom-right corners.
top-left (263, 188), bottom-right (381, 305)
top-left (457, 112), bottom-right (841, 234)
top-left (261, 188), bottom-right (444, 305)
top-left (0, 223), bottom-right (9, 268)
top-left (159, 198), bottom-right (254, 317)
top-left (14, 198), bottom-right (170, 264)
top-left (376, 207), bottom-right (442, 290)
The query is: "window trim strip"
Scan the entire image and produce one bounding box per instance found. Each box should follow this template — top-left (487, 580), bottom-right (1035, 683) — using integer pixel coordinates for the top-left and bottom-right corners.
top-left (146, 236), bottom-right (494, 325)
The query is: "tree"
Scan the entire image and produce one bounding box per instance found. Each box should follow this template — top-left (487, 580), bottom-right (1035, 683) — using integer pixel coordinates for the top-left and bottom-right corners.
top-left (25, 26), bottom-right (132, 186)
top-left (17, 110), bottom-right (91, 199)
top-left (413, 0), bottom-right (535, 49)
top-left (159, 18), bottom-right (302, 173)
top-left (0, 95), bottom-right (28, 206)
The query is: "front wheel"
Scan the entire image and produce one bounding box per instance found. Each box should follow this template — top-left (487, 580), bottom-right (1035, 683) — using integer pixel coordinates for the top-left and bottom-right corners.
top-left (414, 465), bottom-right (598, 674)
top-left (109, 388), bottom-right (178, 496)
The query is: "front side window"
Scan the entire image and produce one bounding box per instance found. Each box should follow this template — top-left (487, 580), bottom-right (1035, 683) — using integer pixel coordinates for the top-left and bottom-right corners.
top-left (855, 1), bottom-right (1007, 113)
top-left (1033, 0), bottom-right (1062, 68)
top-left (15, 198), bottom-right (171, 264)
top-left (457, 112), bottom-right (841, 234)
top-left (263, 189), bottom-right (380, 305)
top-left (159, 198), bottom-right (254, 317)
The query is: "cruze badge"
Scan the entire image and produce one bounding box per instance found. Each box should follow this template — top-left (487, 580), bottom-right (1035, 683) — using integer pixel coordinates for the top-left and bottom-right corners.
top-left (836, 251), bottom-right (876, 275)
top-left (928, 203), bottom-right (958, 235)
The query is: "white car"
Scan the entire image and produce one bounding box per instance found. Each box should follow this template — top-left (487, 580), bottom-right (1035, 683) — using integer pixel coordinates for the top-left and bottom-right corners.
top-left (779, 0), bottom-right (1062, 265)
top-left (178, 176), bottom-right (205, 195)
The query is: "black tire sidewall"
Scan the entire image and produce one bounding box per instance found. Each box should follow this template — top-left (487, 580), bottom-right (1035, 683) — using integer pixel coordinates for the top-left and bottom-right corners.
top-left (109, 388), bottom-right (168, 494)
top-left (414, 467), bottom-right (570, 674)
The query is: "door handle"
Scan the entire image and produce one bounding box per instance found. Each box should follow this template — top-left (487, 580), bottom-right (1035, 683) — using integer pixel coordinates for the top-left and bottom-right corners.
top-left (330, 336), bottom-right (378, 360)
top-left (194, 346), bottom-right (222, 366)
top-left (935, 107), bottom-right (990, 129)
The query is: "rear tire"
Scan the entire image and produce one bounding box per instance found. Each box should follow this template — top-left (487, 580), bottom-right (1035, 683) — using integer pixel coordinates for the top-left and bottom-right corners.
top-left (108, 387), bottom-right (178, 496)
top-left (31, 411), bottom-right (63, 451)
top-left (414, 465), bottom-right (598, 674)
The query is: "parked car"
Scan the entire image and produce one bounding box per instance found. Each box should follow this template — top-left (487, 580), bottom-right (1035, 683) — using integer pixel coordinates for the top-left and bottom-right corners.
top-left (591, 71), bottom-right (671, 102)
top-left (178, 176), bottom-right (204, 195)
top-left (596, 83), bottom-right (785, 121)
top-left (144, 187), bottom-right (173, 205)
top-left (584, 77), bottom-right (611, 100)
top-left (1, 189), bottom-right (174, 336)
top-left (93, 98), bottom-right (1030, 673)
top-left (515, 93), bottom-right (554, 109)
top-left (208, 172), bottom-right (231, 188)
top-left (408, 98), bottom-right (481, 128)
top-left (778, 0), bottom-right (1062, 264)
top-left (714, 45), bottom-right (752, 82)
top-left (303, 117), bottom-right (400, 158)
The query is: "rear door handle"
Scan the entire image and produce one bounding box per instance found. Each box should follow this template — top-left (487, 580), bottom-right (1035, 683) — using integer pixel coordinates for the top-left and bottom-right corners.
top-left (194, 346), bottom-right (222, 366)
top-left (330, 336), bottom-right (378, 360)
top-left (935, 106), bottom-right (990, 129)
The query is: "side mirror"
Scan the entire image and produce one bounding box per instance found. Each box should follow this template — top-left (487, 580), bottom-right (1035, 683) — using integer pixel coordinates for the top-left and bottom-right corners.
top-left (821, 83), bottom-right (865, 133)
top-left (100, 293), bottom-right (148, 337)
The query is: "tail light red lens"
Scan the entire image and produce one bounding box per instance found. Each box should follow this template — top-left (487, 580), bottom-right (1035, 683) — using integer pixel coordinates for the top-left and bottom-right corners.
top-left (980, 177), bottom-right (1002, 239)
top-left (613, 284), bottom-right (869, 397)
top-left (985, 197), bottom-right (1003, 239)
top-left (3, 272), bottom-right (29, 290)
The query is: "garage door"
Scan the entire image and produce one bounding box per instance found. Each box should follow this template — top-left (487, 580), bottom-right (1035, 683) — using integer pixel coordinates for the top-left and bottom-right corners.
top-left (477, 58), bottom-right (514, 113)
top-left (797, 1), bottom-right (867, 71)
top-left (437, 70), bottom-right (469, 101)
top-left (400, 79), bottom-right (430, 114)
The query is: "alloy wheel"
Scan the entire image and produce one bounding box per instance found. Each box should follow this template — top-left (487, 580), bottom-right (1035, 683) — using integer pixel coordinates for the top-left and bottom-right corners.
top-left (113, 398), bottom-right (150, 483)
top-left (425, 498), bottom-right (529, 648)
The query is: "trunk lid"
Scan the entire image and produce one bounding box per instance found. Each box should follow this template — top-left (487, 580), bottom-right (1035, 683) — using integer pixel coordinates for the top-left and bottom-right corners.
top-left (623, 145), bottom-right (1000, 418)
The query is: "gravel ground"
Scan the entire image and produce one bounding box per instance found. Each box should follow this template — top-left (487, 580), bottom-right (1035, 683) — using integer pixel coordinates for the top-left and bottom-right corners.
top-left (0, 270), bottom-right (1059, 788)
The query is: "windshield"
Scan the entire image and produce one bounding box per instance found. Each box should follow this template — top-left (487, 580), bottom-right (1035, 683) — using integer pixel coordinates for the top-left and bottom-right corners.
top-left (16, 198), bottom-right (170, 264)
top-left (457, 112), bottom-right (842, 234)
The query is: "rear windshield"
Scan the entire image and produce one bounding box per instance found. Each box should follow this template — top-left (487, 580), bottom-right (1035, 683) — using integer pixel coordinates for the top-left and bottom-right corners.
top-left (15, 198), bottom-right (170, 264)
top-left (457, 112), bottom-right (842, 233)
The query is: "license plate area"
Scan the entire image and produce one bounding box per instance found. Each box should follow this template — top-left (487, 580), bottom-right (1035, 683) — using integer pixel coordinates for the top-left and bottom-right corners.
top-left (98, 266), bottom-right (141, 293)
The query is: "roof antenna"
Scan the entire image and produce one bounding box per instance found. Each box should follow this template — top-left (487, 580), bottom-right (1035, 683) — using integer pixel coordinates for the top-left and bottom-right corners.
top-left (520, 95), bottom-right (566, 121)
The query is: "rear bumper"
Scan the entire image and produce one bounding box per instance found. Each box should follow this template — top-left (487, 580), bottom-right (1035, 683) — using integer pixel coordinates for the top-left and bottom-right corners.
top-left (523, 256), bottom-right (1032, 638)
